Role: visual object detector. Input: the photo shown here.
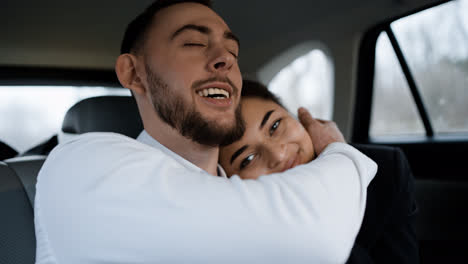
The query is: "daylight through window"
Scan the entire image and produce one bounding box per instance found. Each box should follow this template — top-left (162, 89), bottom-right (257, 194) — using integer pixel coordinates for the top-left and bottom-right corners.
top-left (268, 49), bottom-right (334, 120)
top-left (371, 0), bottom-right (468, 138)
top-left (0, 86), bottom-right (130, 153)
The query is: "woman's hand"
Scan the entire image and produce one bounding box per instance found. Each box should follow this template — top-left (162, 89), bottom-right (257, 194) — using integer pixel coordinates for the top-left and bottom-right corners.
top-left (298, 107), bottom-right (346, 156)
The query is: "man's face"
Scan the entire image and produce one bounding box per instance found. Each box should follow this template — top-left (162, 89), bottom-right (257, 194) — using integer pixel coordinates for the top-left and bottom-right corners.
top-left (141, 3), bottom-right (243, 146)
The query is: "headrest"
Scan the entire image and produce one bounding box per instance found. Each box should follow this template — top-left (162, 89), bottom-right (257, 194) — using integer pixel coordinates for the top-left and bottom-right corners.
top-left (62, 96), bottom-right (143, 138)
top-left (0, 141), bottom-right (17, 160)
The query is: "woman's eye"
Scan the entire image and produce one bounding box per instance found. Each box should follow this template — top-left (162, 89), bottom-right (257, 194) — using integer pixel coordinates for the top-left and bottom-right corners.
top-left (240, 154), bottom-right (255, 170)
top-left (269, 119), bottom-right (282, 135)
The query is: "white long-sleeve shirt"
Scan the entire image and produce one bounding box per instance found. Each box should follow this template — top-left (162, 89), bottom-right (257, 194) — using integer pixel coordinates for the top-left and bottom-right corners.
top-left (35, 131), bottom-right (377, 264)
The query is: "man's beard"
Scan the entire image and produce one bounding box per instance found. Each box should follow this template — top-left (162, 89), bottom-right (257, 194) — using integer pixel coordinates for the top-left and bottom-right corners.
top-left (145, 63), bottom-right (245, 147)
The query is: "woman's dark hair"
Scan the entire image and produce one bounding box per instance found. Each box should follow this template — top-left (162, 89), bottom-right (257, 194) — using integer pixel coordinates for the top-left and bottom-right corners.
top-left (121, 0), bottom-right (212, 54)
top-left (241, 79), bottom-right (284, 107)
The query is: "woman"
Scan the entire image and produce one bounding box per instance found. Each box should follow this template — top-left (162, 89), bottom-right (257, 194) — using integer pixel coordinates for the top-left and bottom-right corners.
top-left (219, 80), bottom-right (419, 264)
top-left (219, 80), bottom-right (317, 179)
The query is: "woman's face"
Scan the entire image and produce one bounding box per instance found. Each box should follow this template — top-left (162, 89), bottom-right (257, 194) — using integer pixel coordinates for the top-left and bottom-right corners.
top-left (219, 97), bottom-right (315, 179)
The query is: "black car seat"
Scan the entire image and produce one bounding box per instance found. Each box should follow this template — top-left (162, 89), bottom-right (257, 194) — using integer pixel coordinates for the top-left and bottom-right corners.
top-left (61, 95), bottom-right (143, 138)
top-left (0, 158), bottom-right (40, 264)
top-left (20, 136), bottom-right (58, 157)
top-left (0, 141), bottom-right (18, 160)
top-left (0, 95), bottom-right (141, 263)
top-left (415, 179), bottom-right (468, 263)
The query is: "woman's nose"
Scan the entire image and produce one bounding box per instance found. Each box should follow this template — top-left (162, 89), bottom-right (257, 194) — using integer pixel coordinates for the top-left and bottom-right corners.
top-left (267, 143), bottom-right (287, 169)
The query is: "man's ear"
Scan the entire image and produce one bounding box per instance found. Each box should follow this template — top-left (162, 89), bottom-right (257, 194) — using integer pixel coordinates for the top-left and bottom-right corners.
top-left (115, 54), bottom-right (146, 95)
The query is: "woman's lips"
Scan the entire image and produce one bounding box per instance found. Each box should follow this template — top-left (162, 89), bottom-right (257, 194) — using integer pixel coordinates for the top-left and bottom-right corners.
top-left (282, 152), bottom-right (301, 172)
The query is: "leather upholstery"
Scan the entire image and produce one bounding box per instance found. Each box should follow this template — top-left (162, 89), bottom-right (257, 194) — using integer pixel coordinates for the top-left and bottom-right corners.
top-left (0, 141), bottom-right (17, 161)
top-left (0, 161), bottom-right (37, 264)
top-left (61, 96), bottom-right (143, 138)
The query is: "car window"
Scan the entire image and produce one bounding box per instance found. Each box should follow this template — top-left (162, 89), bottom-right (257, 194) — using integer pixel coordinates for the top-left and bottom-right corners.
top-left (268, 48), bottom-right (334, 120)
top-left (370, 0), bottom-right (468, 138)
top-left (0, 86), bottom-right (130, 153)
top-left (370, 32), bottom-right (425, 137)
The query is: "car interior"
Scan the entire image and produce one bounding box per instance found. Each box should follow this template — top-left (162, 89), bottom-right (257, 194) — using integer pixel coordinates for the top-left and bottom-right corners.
top-left (1, 0), bottom-right (467, 263)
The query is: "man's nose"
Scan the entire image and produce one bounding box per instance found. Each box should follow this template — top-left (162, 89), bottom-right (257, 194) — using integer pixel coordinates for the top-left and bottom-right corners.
top-left (267, 143), bottom-right (287, 169)
top-left (207, 46), bottom-right (235, 73)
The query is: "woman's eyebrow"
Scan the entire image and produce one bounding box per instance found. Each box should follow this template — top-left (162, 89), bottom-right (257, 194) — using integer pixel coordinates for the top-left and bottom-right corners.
top-left (230, 109), bottom-right (275, 164)
top-left (230, 145), bottom-right (248, 164)
top-left (260, 110), bottom-right (275, 129)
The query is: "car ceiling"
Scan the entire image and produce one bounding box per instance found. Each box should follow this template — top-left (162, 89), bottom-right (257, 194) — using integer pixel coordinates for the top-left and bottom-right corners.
top-left (1, 0), bottom-right (444, 76)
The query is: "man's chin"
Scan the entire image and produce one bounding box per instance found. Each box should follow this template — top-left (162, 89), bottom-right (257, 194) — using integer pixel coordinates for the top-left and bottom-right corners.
top-left (188, 104), bottom-right (244, 146)
top-left (190, 126), bottom-right (239, 147)
top-left (200, 111), bottom-right (237, 127)
top-left (205, 121), bottom-right (238, 139)
top-left (198, 106), bottom-right (236, 121)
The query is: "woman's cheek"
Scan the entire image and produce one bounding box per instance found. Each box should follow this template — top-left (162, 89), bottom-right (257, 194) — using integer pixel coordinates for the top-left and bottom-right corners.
top-left (288, 120), bottom-right (307, 140)
top-left (294, 121), bottom-right (315, 161)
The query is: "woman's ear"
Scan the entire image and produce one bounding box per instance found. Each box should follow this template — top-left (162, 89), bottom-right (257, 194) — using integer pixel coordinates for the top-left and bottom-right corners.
top-left (115, 54), bottom-right (146, 95)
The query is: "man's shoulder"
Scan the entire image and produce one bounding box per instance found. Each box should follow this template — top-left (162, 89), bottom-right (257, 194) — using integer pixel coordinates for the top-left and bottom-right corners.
top-left (59, 132), bottom-right (137, 147)
top-left (50, 132), bottom-right (147, 157)
top-left (39, 132), bottom-right (160, 180)
top-left (36, 132), bottom-right (186, 199)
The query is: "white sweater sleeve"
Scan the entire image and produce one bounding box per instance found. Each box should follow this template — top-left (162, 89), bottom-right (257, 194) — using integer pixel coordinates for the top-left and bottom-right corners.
top-left (35, 133), bottom-right (377, 264)
top-left (228, 142), bottom-right (376, 262)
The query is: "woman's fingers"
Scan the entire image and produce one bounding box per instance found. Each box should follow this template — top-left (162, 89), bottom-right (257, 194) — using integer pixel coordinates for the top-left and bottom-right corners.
top-left (298, 107), bottom-right (346, 155)
top-left (298, 107), bottom-right (316, 127)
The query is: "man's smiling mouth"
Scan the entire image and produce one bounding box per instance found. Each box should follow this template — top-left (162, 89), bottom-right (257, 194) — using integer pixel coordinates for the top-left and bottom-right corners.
top-left (197, 87), bottom-right (230, 99)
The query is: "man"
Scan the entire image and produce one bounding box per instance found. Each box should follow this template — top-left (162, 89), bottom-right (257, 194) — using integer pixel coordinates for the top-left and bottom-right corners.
top-left (35, 1), bottom-right (377, 263)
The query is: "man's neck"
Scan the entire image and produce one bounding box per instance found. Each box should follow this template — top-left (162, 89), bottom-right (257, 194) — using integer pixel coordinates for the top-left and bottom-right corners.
top-left (145, 121), bottom-right (220, 176)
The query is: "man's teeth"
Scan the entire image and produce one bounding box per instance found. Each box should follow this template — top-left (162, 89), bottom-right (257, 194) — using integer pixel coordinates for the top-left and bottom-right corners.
top-left (197, 88), bottom-right (230, 99)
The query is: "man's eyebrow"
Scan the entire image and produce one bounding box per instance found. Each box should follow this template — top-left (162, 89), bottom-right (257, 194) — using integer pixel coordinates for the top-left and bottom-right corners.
top-left (224, 31), bottom-right (240, 48)
top-left (170, 24), bottom-right (240, 48)
top-left (260, 110), bottom-right (275, 129)
top-left (171, 24), bottom-right (210, 40)
top-left (230, 145), bottom-right (248, 164)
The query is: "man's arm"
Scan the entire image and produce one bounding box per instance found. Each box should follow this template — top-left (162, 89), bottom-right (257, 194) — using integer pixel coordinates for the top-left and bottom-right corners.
top-left (233, 141), bottom-right (377, 262)
top-left (35, 132), bottom-right (376, 263)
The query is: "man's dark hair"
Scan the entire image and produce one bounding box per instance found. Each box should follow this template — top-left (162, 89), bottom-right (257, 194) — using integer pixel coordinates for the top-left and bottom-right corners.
top-left (121, 0), bottom-right (212, 54)
top-left (241, 79), bottom-right (284, 107)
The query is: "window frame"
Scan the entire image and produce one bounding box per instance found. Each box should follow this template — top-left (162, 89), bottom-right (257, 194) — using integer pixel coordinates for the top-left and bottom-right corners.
top-left (0, 66), bottom-right (121, 87)
top-left (352, 0), bottom-right (455, 143)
